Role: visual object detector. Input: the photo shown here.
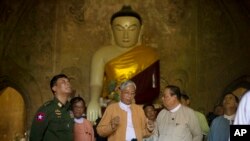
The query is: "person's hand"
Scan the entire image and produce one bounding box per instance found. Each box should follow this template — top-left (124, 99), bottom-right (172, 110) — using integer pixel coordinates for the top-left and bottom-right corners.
top-left (146, 119), bottom-right (155, 132)
top-left (111, 116), bottom-right (120, 130)
top-left (87, 100), bottom-right (102, 123)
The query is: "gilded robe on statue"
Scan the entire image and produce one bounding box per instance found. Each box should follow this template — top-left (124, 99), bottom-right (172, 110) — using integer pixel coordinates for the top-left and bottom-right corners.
top-left (103, 45), bottom-right (160, 104)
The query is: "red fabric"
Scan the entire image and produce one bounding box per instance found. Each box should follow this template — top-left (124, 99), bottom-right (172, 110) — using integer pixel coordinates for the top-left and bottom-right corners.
top-left (133, 60), bottom-right (160, 104)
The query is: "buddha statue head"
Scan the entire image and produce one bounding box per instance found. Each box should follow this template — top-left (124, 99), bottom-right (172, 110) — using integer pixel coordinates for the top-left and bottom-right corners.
top-left (110, 5), bottom-right (143, 48)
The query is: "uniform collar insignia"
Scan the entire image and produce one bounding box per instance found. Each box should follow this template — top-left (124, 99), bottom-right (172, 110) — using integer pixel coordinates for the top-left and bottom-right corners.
top-left (57, 102), bottom-right (63, 108)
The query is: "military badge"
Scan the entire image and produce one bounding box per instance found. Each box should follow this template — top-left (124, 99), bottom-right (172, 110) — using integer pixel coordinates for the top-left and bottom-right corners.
top-left (55, 109), bottom-right (62, 118)
top-left (36, 112), bottom-right (45, 121)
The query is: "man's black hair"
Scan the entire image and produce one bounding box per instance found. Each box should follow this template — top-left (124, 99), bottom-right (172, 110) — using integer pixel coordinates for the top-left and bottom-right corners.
top-left (224, 93), bottom-right (240, 104)
top-left (165, 85), bottom-right (182, 100)
top-left (70, 96), bottom-right (86, 110)
top-left (50, 74), bottom-right (68, 93)
top-left (181, 93), bottom-right (190, 101)
top-left (143, 103), bottom-right (155, 110)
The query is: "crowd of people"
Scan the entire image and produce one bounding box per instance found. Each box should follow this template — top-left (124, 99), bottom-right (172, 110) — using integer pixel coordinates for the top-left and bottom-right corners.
top-left (29, 73), bottom-right (250, 141)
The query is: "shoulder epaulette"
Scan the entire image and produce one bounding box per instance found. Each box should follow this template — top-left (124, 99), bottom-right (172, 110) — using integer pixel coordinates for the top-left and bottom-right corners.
top-left (43, 100), bottom-right (53, 107)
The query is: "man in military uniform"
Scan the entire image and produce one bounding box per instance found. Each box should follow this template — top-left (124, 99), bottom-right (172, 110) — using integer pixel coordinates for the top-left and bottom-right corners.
top-left (29, 74), bottom-right (74, 141)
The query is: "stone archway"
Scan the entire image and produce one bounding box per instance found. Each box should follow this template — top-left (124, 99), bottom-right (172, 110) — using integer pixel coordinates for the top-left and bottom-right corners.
top-left (223, 75), bottom-right (250, 99)
top-left (0, 87), bottom-right (26, 141)
top-left (0, 58), bottom-right (44, 129)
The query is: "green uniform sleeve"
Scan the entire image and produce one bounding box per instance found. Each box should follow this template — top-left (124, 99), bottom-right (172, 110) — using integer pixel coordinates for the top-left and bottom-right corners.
top-left (29, 107), bottom-right (50, 141)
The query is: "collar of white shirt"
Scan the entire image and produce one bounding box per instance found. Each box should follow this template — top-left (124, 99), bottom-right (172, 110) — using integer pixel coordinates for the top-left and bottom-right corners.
top-left (170, 104), bottom-right (181, 113)
top-left (119, 101), bottom-right (131, 112)
top-left (224, 114), bottom-right (235, 121)
top-left (74, 117), bottom-right (84, 123)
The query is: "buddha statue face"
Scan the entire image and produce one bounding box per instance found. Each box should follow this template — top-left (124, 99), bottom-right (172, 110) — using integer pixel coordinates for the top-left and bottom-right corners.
top-left (111, 16), bottom-right (141, 48)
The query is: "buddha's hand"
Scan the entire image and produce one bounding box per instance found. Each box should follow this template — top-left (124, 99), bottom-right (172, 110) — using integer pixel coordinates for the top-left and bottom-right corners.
top-left (87, 101), bottom-right (102, 123)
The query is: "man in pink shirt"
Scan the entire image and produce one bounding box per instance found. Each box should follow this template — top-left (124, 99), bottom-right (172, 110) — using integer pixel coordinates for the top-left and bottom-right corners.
top-left (71, 97), bottom-right (95, 141)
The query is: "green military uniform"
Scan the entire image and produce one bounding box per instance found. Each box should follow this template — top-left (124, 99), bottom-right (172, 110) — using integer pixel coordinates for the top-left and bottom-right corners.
top-left (29, 98), bottom-right (74, 141)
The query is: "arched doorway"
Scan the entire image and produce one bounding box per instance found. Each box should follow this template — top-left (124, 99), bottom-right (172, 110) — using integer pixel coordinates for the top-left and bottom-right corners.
top-left (223, 75), bottom-right (250, 99)
top-left (0, 87), bottom-right (26, 141)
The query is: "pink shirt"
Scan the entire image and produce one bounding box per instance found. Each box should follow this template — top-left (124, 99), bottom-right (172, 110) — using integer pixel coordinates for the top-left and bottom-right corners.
top-left (74, 118), bottom-right (95, 141)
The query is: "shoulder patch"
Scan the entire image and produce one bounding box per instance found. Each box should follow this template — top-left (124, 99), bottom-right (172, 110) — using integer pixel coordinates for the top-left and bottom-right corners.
top-left (36, 112), bottom-right (46, 122)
